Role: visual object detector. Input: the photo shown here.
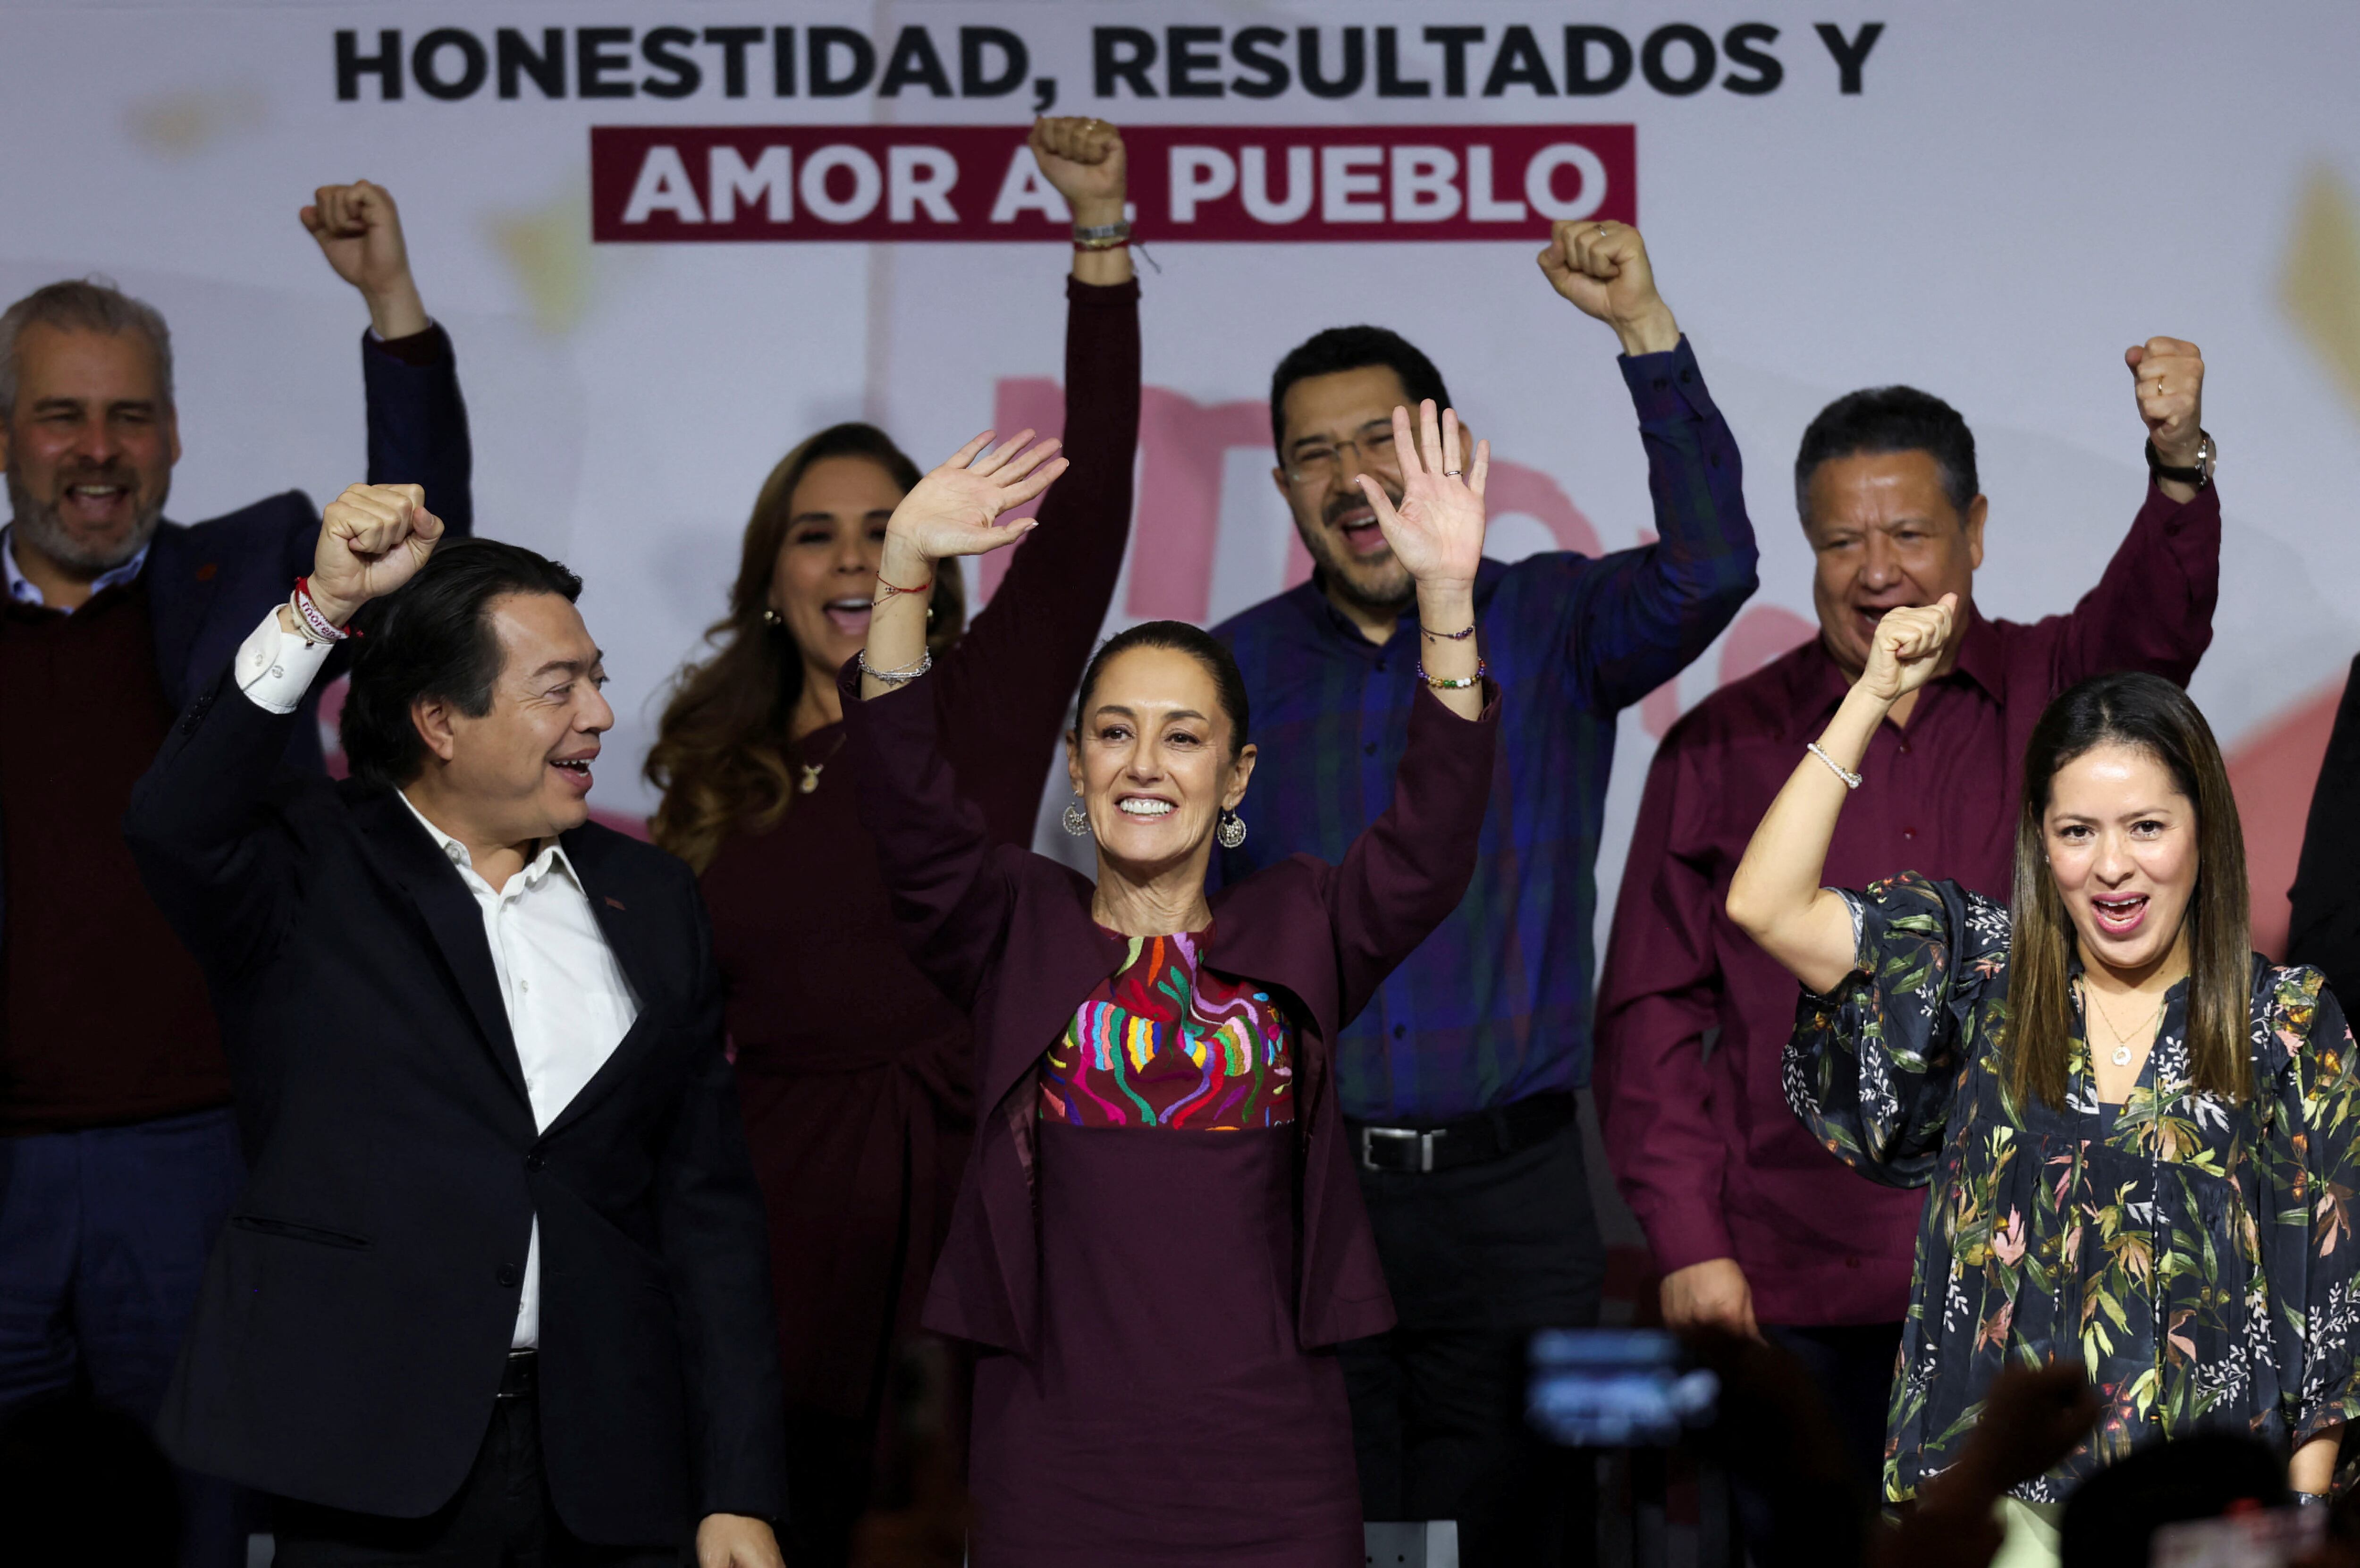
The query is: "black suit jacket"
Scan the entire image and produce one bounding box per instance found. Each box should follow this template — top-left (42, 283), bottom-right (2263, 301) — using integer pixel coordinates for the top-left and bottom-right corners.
top-left (123, 665), bottom-right (786, 1541)
top-left (0, 329), bottom-right (472, 934)
top-left (2290, 653), bottom-right (2360, 1011)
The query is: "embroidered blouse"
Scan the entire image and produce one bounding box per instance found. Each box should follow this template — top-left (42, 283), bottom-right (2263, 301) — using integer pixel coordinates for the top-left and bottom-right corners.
top-left (1040, 927), bottom-right (1295, 1130)
top-left (1785, 872), bottom-right (2360, 1504)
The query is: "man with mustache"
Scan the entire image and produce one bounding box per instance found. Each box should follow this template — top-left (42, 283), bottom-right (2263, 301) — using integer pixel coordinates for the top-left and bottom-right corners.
top-left (0, 180), bottom-right (470, 1566)
top-left (1594, 356), bottom-right (2218, 1525)
top-left (1211, 221), bottom-right (1757, 1565)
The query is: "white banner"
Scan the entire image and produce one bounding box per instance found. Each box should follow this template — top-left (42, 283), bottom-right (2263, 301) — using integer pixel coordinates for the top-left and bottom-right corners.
top-left (5, 2), bottom-right (2357, 953)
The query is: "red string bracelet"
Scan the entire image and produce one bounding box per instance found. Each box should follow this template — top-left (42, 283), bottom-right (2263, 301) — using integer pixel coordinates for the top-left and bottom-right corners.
top-left (292, 576), bottom-right (359, 641)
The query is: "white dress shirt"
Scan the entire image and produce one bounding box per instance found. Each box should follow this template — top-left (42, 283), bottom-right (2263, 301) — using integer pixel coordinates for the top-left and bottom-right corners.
top-left (236, 609), bottom-right (640, 1346)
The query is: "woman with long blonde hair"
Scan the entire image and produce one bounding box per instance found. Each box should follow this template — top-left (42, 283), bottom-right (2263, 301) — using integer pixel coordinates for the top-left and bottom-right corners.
top-left (645, 118), bottom-right (1139, 1566)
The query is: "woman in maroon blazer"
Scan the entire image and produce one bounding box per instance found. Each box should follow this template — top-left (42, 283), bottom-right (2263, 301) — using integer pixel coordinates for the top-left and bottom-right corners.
top-left (841, 403), bottom-right (1498, 1566)
top-left (644, 120), bottom-right (1138, 1564)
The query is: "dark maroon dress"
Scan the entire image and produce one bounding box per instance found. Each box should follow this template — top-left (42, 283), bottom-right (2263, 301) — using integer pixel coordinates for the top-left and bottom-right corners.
top-left (972, 929), bottom-right (1358, 1563)
top-left (695, 278), bottom-right (1138, 1547)
top-left (839, 660), bottom-right (1502, 1567)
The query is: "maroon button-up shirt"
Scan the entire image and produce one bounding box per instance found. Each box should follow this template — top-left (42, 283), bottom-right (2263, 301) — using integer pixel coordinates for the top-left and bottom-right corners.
top-left (1594, 481), bottom-right (2221, 1325)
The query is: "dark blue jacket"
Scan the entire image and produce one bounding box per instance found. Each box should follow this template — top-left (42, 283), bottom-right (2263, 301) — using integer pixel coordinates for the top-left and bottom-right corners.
top-left (145, 327), bottom-right (473, 771)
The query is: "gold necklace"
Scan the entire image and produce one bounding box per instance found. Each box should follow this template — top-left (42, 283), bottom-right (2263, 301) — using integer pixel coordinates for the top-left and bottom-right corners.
top-left (2080, 981), bottom-right (2165, 1070)
top-left (796, 733), bottom-right (848, 794)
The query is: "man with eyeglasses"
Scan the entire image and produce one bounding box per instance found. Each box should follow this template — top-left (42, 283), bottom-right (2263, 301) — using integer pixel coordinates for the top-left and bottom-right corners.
top-left (1209, 220), bottom-right (1757, 1565)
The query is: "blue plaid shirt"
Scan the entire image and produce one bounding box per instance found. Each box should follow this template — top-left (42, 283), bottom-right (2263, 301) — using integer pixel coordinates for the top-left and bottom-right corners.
top-left (1212, 337), bottom-right (1756, 1121)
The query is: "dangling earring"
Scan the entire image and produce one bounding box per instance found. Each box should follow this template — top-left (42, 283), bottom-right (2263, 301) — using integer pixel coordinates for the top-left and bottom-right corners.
top-left (1216, 809), bottom-right (1247, 849)
top-left (1062, 789), bottom-right (1091, 838)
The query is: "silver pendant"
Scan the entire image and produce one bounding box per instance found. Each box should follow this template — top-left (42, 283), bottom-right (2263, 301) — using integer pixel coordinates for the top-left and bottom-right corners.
top-left (2111, 1044), bottom-right (2132, 1067)
top-left (798, 766), bottom-right (822, 794)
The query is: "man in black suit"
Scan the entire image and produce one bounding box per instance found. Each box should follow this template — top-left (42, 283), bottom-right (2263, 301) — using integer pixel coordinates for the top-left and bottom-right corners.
top-left (0, 180), bottom-right (469, 1568)
top-left (125, 486), bottom-right (786, 1566)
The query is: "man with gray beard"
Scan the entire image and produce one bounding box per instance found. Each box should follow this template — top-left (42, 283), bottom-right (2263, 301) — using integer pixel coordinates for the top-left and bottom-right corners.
top-left (0, 180), bottom-right (472, 1568)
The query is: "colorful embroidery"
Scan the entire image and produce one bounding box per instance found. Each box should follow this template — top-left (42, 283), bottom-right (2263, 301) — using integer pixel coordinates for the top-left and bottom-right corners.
top-left (1041, 927), bottom-right (1295, 1130)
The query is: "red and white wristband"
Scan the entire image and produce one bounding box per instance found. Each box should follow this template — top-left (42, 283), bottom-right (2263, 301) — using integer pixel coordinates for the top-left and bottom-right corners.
top-left (290, 576), bottom-right (356, 645)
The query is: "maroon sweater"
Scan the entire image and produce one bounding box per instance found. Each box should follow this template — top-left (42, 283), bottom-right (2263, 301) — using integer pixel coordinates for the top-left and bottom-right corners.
top-left (0, 579), bottom-right (227, 1132)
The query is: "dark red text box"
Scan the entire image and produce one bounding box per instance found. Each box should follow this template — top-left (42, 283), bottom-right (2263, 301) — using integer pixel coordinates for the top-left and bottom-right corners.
top-left (590, 123), bottom-right (1633, 243)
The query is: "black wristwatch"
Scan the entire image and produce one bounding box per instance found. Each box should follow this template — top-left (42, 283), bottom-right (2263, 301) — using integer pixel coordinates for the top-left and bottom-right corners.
top-left (2145, 430), bottom-right (2217, 490)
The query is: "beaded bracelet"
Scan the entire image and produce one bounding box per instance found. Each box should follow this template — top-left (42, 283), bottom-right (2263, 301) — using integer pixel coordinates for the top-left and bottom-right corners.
top-left (1415, 658), bottom-right (1487, 691)
top-left (871, 572), bottom-right (932, 609)
top-left (1420, 623), bottom-right (1477, 641)
top-left (858, 648), bottom-right (933, 687)
top-left (1805, 741), bottom-right (1862, 790)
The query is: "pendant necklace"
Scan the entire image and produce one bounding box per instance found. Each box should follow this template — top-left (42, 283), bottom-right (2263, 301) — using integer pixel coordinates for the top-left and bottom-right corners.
top-left (2082, 981), bottom-right (2164, 1068)
top-left (797, 733), bottom-right (848, 794)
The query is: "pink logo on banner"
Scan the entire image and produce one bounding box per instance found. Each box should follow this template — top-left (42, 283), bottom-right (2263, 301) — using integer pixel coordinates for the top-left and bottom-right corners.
top-left (590, 124), bottom-right (1634, 243)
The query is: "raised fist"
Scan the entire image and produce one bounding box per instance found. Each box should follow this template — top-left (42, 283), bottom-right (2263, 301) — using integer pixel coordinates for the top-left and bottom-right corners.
top-left (1028, 117), bottom-right (1127, 221)
top-left (2126, 337), bottom-right (2205, 469)
top-left (311, 483), bottom-right (444, 626)
top-left (302, 181), bottom-right (427, 338)
top-left (1856, 594), bottom-right (1957, 706)
top-left (1537, 219), bottom-right (1679, 355)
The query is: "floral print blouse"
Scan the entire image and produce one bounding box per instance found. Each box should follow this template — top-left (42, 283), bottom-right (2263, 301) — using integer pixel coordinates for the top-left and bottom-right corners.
top-left (1785, 873), bottom-right (2360, 1504)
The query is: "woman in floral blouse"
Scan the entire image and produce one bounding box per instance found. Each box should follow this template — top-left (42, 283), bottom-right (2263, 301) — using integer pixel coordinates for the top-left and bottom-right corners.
top-left (1725, 594), bottom-right (2360, 1531)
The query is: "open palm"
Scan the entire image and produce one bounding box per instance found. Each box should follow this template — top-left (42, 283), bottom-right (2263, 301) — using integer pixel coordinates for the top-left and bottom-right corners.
top-left (888, 430), bottom-right (1068, 561)
top-left (1357, 400), bottom-right (1487, 590)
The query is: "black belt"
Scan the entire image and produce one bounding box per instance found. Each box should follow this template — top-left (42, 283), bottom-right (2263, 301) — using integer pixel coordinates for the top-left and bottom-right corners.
top-left (1348, 1091), bottom-right (1575, 1174)
top-left (497, 1349), bottom-right (539, 1401)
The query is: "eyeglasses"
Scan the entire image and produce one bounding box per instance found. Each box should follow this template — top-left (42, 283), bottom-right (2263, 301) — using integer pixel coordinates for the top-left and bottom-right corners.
top-left (1284, 420), bottom-right (1401, 487)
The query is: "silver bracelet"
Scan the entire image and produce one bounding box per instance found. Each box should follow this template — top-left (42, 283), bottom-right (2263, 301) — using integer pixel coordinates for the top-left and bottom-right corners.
top-left (1073, 219), bottom-right (1131, 243)
top-left (1805, 742), bottom-right (1862, 790)
top-left (857, 648), bottom-right (933, 687)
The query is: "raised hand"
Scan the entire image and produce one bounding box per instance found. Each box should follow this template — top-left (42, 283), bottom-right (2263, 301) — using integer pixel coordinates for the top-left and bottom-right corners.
top-left (1855, 594), bottom-right (1956, 706)
top-left (1029, 117), bottom-right (1127, 219)
top-left (310, 483), bottom-right (444, 626)
top-left (885, 430), bottom-right (1068, 563)
top-left (1355, 401), bottom-right (1487, 594)
top-left (2126, 336), bottom-right (2205, 468)
top-left (302, 180), bottom-right (428, 338)
top-left (1537, 219), bottom-right (1680, 356)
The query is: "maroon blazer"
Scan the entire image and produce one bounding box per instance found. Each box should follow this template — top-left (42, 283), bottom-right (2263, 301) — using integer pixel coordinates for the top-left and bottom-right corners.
top-left (838, 661), bottom-right (1500, 1356)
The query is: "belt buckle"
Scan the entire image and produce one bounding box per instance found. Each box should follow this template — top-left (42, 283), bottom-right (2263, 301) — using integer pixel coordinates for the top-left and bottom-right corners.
top-left (1360, 1125), bottom-right (1441, 1173)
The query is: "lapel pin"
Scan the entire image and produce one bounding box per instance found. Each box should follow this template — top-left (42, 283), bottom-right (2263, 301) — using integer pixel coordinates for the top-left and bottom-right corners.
top-left (195, 563), bottom-right (219, 581)
top-left (604, 895), bottom-right (626, 911)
